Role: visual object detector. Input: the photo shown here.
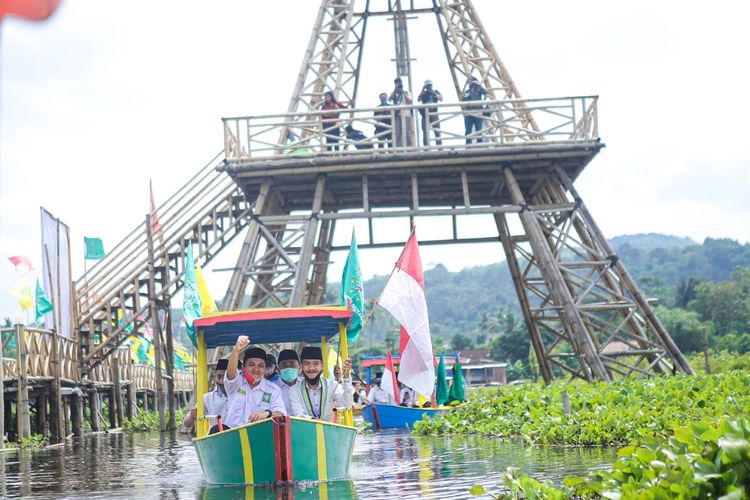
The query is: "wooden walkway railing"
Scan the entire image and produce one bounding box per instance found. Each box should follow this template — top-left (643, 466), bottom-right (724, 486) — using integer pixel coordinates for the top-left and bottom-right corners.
top-left (222, 95), bottom-right (599, 163)
top-left (1, 327), bottom-right (193, 391)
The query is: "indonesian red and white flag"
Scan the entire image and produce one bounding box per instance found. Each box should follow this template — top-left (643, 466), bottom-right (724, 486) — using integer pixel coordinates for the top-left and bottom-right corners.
top-left (8, 255), bottom-right (33, 271)
top-left (378, 230), bottom-right (435, 399)
top-left (0, 0), bottom-right (61, 21)
top-left (381, 350), bottom-right (401, 405)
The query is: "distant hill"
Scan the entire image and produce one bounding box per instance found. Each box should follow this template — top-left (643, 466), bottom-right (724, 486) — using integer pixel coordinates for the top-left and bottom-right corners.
top-left (609, 233), bottom-right (696, 250)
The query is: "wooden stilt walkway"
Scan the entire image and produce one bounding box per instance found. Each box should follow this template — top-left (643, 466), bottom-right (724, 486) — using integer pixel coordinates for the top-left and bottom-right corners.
top-left (1, 325), bottom-right (194, 445)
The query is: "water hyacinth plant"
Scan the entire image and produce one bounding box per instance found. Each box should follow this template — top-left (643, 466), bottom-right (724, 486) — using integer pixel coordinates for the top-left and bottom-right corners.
top-left (413, 372), bottom-right (750, 446)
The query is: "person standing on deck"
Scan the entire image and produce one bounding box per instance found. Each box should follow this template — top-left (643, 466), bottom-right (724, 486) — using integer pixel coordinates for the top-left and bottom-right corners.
top-left (418, 79), bottom-right (443, 146)
top-left (289, 346), bottom-right (354, 422)
top-left (389, 78), bottom-right (414, 147)
top-left (462, 76), bottom-right (487, 144)
top-left (274, 348), bottom-right (301, 414)
top-left (182, 358), bottom-right (230, 432)
top-left (216, 338), bottom-right (286, 434)
top-left (321, 90), bottom-right (346, 152)
top-left (374, 92), bottom-right (392, 148)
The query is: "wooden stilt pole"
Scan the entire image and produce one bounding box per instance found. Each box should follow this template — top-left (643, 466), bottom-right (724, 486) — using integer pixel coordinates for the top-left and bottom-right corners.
top-left (37, 392), bottom-right (47, 436)
top-left (164, 308), bottom-right (176, 431)
top-left (62, 398), bottom-right (70, 438)
top-left (112, 354), bottom-right (125, 427)
top-left (145, 215), bottom-right (166, 432)
top-left (89, 391), bottom-right (100, 432)
top-left (15, 325), bottom-right (30, 441)
top-left (126, 382), bottom-right (136, 419)
top-left (71, 392), bottom-right (82, 437)
top-left (108, 389), bottom-right (116, 429)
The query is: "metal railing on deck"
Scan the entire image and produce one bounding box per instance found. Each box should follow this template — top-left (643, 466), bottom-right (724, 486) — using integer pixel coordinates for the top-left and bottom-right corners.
top-left (223, 95), bottom-right (599, 162)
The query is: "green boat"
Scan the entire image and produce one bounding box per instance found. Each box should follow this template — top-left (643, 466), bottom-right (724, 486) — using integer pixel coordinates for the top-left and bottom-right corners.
top-left (193, 306), bottom-right (357, 485)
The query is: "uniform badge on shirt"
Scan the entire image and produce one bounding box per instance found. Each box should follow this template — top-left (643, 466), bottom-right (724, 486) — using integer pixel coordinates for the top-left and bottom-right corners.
top-left (262, 392), bottom-right (271, 404)
top-left (238, 389), bottom-right (246, 396)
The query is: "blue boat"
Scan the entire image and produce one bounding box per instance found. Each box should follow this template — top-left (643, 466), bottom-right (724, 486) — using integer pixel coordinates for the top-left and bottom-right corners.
top-left (361, 403), bottom-right (448, 429)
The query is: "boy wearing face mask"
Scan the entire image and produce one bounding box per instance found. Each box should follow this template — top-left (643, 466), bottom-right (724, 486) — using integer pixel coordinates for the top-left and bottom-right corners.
top-left (275, 349), bottom-right (302, 413)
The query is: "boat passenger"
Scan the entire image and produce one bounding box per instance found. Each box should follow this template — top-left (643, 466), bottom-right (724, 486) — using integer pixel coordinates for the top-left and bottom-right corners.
top-left (289, 346), bottom-right (354, 422)
top-left (265, 353), bottom-right (281, 384)
top-left (399, 382), bottom-right (417, 407)
top-left (182, 358), bottom-right (230, 432)
top-left (215, 336), bottom-right (286, 434)
top-left (275, 348), bottom-right (301, 413)
top-left (365, 372), bottom-right (394, 405)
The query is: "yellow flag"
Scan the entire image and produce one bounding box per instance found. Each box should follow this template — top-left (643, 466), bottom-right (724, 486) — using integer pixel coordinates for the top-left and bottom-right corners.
top-left (195, 265), bottom-right (218, 315)
top-left (10, 278), bottom-right (33, 311)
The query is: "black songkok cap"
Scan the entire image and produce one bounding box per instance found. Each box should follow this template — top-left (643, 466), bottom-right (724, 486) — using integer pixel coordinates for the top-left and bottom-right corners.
top-left (375, 371), bottom-right (383, 378)
top-left (265, 353), bottom-right (277, 366)
top-left (278, 349), bottom-right (300, 363)
top-left (243, 346), bottom-right (267, 362)
top-left (216, 359), bottom-right (229, 371)
top-left (300, 346), bottom-right (323, 361)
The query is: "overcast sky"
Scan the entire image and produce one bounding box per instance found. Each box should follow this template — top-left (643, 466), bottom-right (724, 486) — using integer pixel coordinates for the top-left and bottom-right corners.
top-left (1, 0), bottom-right (749, 321)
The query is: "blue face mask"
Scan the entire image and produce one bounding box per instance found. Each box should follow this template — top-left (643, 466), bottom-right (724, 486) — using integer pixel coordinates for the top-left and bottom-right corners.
top-left (280, 368), bottom-right (299, 383)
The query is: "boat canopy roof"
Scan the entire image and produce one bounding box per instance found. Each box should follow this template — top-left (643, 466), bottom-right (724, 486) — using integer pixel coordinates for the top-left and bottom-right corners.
top-left (194, 306), bottom-right (352, 349)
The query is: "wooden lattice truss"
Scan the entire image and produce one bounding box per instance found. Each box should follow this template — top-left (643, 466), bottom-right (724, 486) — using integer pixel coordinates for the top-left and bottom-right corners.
top-left (496, 167), bottom-right (693, 383)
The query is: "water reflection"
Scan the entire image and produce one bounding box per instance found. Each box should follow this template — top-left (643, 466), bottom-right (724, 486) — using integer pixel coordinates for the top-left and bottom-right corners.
top-left (0, 428), bottom-right (615, 499)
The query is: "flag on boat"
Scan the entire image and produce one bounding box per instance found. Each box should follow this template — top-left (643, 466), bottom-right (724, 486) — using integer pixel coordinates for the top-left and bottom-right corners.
top-left (449, 358), bottom-right (466, 403)
top-left (195, 264), bottom-right (218, 316)
top-left (435, 353), bottom-right (449, 405)
top-left (340, 230), bottom-right (364, 341)
top-left (84, 237), bottom-right (106, 260)
top-left (0, 0), bottom-right (62, 21)
top-left (382, 350), bottom-right (400, 405)
top-left (377, 229), bottom-right (435, 399)
top-left (182, 246), bottom-right (201, 348)
top-left (8, 255), bottom-right (33, 271)
top-left (35, 279), bottom-right (53, 322)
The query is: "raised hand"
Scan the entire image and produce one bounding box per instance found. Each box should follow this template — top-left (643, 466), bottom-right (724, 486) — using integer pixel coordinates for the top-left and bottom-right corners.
top-left (234, 335), bottom-right (250, 353)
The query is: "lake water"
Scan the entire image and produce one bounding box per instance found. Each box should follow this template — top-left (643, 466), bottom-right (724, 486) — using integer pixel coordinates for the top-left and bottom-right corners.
top-left (0, 429), bottom-right (616, 499)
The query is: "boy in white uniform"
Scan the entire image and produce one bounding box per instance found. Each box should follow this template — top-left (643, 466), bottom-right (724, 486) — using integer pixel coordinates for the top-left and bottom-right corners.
top-left (289, 346), bottom-right (354, 422)
top-left (216, 336), bottom-right (286, 433)
top-left (274, 348), bottom-right (301, 413)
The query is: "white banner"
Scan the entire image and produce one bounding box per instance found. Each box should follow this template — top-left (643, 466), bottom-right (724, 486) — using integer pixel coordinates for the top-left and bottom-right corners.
top-left (40, 207), bottom-right (73, 337)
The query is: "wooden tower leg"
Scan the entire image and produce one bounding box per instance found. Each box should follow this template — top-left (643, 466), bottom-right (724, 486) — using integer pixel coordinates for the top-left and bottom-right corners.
top-left (495, 213), bottom-right (553, 384)
top-left (504, 168), bottom-right (610, 382)
top-left (291, 176), bottom-right (327, 307)
top-left (89, 391), bottom-right (100, 432)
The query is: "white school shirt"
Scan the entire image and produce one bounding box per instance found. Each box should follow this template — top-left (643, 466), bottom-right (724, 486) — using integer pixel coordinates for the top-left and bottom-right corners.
top-left (367, 384), bottom-right (393, 404)
top-left (274, 377), bottom-right (300, 414)
top-left (289, 377), bottom-right (354, 423)
top-left (203, 388), bottom-right (229, 426)
top-left (223, 372), bottom-right (287, 428)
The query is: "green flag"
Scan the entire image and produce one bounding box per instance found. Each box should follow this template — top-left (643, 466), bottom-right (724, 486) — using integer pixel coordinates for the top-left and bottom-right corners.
top-left (340, 230), bottom-right (364, 341)
top-left (436, 353), bottom-right (449, 405)
top-left (84, 237), bottom-right (106, 260)
top-left (182, 246), bottom-right (201, 348)
top-left (35, 279), bottom-right (53, 322)
top-left (448, 358), bottom-right (466, 403)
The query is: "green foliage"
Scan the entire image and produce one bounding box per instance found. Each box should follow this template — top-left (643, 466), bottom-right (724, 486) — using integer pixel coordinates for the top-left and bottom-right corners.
top-left (123, 407), bottom-right (187, 432)
top-left (477, 416), bottom-right (750, 499)
top-left (413, 372), bottom-right (750, 446)
top-left (19, 433), bottom-right (49, 448)
top-left (689, 267), bottom-right (750, 336)
top-left (655, 305), bottom-right (712, 353)
top-left (451, 332), bottom-right (474, 351)
top-left (687, 350), bottom-right (750, 375)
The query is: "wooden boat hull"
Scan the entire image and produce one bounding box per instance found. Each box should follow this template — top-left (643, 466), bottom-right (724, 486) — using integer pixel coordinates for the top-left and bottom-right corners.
top-left (194, 416), bottom-right (356, 484)
top-left (361, 403), bottom-right (448, 429)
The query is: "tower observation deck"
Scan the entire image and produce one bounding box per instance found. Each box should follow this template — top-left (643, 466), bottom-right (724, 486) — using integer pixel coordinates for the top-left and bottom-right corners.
top-left (75, 0), bottom-right (691, 384)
